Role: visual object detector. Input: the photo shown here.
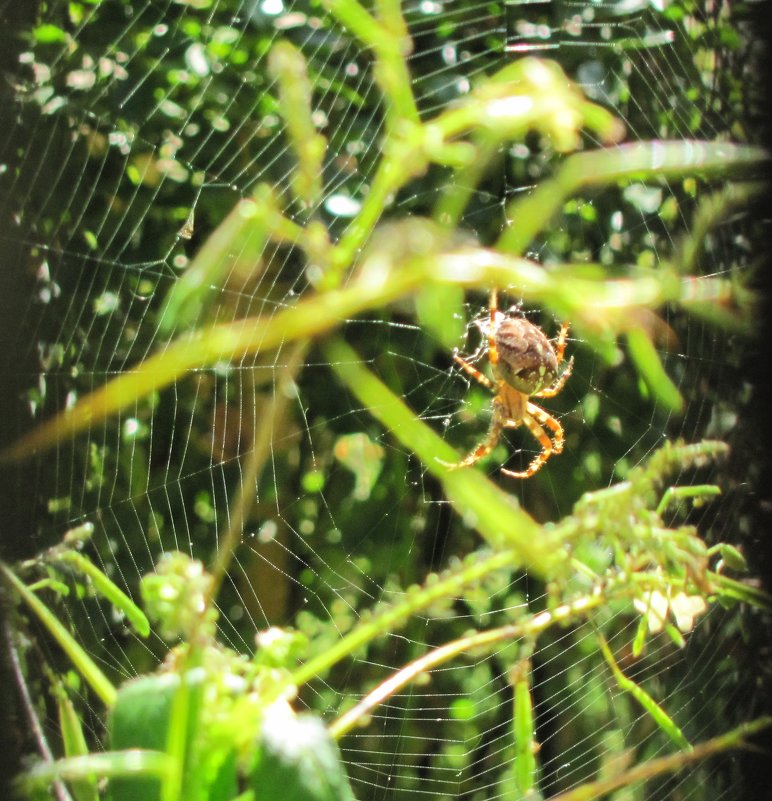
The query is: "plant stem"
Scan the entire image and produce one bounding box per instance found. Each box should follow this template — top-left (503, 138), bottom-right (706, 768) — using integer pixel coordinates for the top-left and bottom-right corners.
top-left (330, 589), bottom-right (606, 738)
top-left (286, 548), bottom-right (519, 691)
top-left (548, 717), bottom-right (771, 801)
top-left (205, 340), bottom-right (309, 607)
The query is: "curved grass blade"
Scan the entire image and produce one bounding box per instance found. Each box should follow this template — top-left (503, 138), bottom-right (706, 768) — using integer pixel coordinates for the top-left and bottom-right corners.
top-left (56, 551), bottom-right (149, 637)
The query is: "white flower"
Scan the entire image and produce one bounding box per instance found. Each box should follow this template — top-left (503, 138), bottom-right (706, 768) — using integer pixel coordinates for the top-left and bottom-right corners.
top-left (634, 589), bottom-right (707, 634)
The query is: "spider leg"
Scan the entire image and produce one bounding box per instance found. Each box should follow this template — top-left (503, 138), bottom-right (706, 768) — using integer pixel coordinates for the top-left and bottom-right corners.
top-left (500, 403), bottom-right (564, 479)
top-left (488, 288), bottom-right (499, 367)
top-left (553, 321), bottom-right (570, 365)
top-left (439, 400), bottom-right (504, 471)
top-left (453, 353), bottom-right (494, 390)
top-left (528, 402), bottom-right (564, 453)
top-left (444, 292), bottom-right (571, 479)
top-left (534, 355), bottom-right (574, 399)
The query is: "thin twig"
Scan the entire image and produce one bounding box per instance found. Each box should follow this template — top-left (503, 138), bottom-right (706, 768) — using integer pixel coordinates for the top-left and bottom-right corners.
top-left (2, 613), bottom-right (73, 801)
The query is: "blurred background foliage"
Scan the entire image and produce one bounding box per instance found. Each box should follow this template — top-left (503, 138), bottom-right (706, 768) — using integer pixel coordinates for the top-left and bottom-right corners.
top-left (1, 0), bottom-right (769, 799)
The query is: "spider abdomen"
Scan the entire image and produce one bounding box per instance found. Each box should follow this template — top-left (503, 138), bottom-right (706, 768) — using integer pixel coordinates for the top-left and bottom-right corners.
top-left (494, 317), bottom-right (558, 395)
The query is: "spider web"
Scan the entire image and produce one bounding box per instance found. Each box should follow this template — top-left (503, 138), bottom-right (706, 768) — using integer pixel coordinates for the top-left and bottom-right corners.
top-left (0, 1), bottom-right (768, 799)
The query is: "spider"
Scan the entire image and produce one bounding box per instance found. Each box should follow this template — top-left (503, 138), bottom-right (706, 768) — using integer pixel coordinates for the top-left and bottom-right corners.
top-left (442, 289), bottom-right (573, 479)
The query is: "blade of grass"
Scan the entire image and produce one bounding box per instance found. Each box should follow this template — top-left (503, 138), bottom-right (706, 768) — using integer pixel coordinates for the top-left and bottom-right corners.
top-left (512, 659), bottom-right (538, 795)
top-left (625, 327), bottom-right (684, 413)
top-left (18, 750), bottom-right (176, 795)
top-left (1, 227), bottom-right (746, 463)
top-left (498, 142), bottom-right (767, 256)
top-left (268, 42), bottom-right (327, 207)
top-left (159, 194), bottom-right (270, 335)
top-left (1, 563), bottom-right (117, 707)
top-left (323, 0), bottom-right (418, 124)
top-left (598, 634), bottom-right (691, 751)
top-left (711, 572), bottom-right (772, 610)
top-left (56, 690), bottom-right (99, 801)
top-left (324, 338), bottom-right (558, 566)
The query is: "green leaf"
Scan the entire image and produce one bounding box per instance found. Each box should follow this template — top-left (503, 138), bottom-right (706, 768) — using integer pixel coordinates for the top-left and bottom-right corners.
top-left (625, 327), bottom-right (683, 413)
top-left (57, 691), bottom-right (99, 801)
top-left (325, 338), bottom-right (557, 567)
top-left (250, 713), bottom-right (356, 801)
top-left (512, 660), bottom-right (538, 795)
top-left (33, 24), bottom-right (68, 43)
top-left (159, 195), bottom-right (270, 335)
top-left (499, 141), bottom-right (766, 256)
top-left (414, 283), bottom-right (466, 350)
top-left (108, 671), bottom-right (217, 801)
top-left (108, 675), bottom-right (179, 801)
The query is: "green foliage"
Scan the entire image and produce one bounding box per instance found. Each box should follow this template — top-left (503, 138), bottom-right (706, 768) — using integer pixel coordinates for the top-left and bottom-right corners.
top-left (250, 712), bottom-right (356, 801)
top-left (3, 0), bottom-right (767, 799)
top-left (141, 551), bottom-right (217, 641)
top-left (107, 672), bottom-right (207, 801)
top-left (9, 439), bottom-right (771, 798)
